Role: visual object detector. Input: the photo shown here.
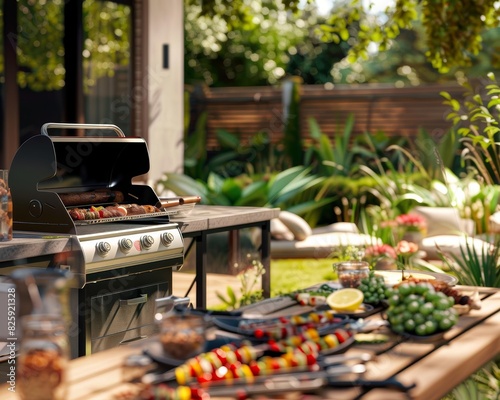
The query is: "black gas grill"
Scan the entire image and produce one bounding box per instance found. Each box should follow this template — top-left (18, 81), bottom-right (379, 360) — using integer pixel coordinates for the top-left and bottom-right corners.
top-left (9, 123), bottom-right (184, 357)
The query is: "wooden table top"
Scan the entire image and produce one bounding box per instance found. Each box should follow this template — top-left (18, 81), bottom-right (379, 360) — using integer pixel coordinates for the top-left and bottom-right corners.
top-left (1, 284), bottom-right (499, 400)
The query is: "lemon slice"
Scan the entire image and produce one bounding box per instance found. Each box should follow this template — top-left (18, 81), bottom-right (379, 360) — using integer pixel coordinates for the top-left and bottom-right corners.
top-left (327, 288), bottom-right (364, 311)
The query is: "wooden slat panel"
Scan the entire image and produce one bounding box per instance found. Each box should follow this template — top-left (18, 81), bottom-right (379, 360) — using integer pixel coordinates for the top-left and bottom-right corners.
top-left (189, 83), bottom-right (466, 150)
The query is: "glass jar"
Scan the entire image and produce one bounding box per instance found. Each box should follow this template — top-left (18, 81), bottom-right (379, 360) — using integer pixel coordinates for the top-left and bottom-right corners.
top-left (0, 169), bottom-right (12, 241)
top-left (158, 313), bottom-right (207, 360)
top-left (334, 261), bottom-right (370, 288)
top-left (17, 315), bottom-right (69, 400)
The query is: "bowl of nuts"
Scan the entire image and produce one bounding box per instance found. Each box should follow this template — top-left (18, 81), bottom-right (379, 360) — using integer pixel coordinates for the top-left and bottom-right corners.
top-left (158, 313), bottom-right (207, 360)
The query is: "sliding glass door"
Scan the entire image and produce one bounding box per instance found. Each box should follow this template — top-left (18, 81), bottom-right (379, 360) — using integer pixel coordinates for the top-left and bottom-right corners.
top-left (1, 0), bottom-right (137, 168)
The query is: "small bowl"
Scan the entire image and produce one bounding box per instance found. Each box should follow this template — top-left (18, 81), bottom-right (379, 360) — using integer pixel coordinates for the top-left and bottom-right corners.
top-left (158, 314), bottom-right (207, 360)
top-left (334, 261), bottom-right (370, 288)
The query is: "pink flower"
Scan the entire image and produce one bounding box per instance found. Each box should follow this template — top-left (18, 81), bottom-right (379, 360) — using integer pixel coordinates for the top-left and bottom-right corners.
top-left (395, 214), bottom-right (427, 229)
top-left (365, 244), bottom-right (397, 259)
top-left (395, 240), bottom-right (419, 256)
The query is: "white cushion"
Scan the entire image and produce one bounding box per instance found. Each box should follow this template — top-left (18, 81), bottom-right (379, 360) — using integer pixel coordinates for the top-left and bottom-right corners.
top-left (420, 235), bottom-right (492, 260)
top-left (278, 211), bottom-right (312, 241)
top-left (312, 222), bottom-right (360, 235)
top-left (489, 211), bottom-right (500, 233)
top-left (270, 218), bottom-right (294, 241)
top-left (412, 206), bottom-right (474, 236)
top-left (271, 231), bottom-right (381, 259)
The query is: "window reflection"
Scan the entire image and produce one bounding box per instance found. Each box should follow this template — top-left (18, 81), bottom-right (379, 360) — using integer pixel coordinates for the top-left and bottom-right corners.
top-left (17, 0), bottom-right (65, 142)
top-left (13, 0), bottom-right (132, 143)
top-left (83, 0), bottom-right (132, 136)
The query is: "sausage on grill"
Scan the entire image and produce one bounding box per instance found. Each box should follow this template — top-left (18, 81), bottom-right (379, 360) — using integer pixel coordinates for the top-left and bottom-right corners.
top-left (59, 190), bottom-right (125, 206)
top-left (68, 203), bottom-right (160, 221)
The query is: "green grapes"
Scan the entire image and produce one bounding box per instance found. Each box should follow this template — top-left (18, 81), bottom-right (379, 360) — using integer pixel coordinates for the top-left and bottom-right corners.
top-left (386, 282), bottom-right (458, 336)
top-left (357, 271), bottom-right (387, 305)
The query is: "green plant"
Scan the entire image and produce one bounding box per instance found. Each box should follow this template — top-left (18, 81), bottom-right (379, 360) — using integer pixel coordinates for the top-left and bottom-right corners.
top-left (184, 111), bottom-right (209, 180)
top-left (442, 72), bottom-right (500, 185)
top-left (474, 360), bottom-right (500, 400)
top-left (215, 260), bottom-right (265, 309)
top-left (413, 127), bottom-right (462, 181)
top-left (155, 166), bottom-right (334, 224)
top-left (459, 177), bottom-right (500, 235)
top-left (183, 113), bottom-right (282, 181)
top-left (437, 239), bottom-right (500, 288)
top-left (210, 129), bottom-right (275, 177)
top-left (354, 129), bottom-right (409, 172)
top-left (444, 358), bottom-right (500, 400)
top-left (305, 114), bottom-right (360, 177)
top-left (321, 0), bottom-right (500, 73)
top-left (282, 77), bottom-right (304, 167)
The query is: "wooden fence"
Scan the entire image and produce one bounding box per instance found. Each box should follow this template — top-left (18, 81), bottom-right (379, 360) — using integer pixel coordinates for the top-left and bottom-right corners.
top-left (187, 82), bottom-right (466, 150)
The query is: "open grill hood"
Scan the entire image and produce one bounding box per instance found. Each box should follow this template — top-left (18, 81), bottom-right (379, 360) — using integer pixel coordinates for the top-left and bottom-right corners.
top-left (9, 123), bottom-right (185, 289)
top-left (10, 123), bottom-right (166, 234)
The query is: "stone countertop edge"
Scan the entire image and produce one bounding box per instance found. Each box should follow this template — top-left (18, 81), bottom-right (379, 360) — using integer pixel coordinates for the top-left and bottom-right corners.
top-left (0, 236), bottom-right (72, 263)
top-left (171, 206), bottom-right (280, 232)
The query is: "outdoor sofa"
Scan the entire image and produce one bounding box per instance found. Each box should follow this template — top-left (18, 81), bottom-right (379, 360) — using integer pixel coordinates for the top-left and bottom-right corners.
top-left (268, 208), bottom-right (493, 261)
top-left (268, 211), bottom-right (381, 259)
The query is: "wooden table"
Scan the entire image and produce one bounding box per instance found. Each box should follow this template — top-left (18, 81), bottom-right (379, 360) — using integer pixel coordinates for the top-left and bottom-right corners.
top-left (1, 284), bottom-right (499, 400)
top-left (170, 205), bottom-right (280, 308)
top-left (234, 285), bottom-right (500, 400)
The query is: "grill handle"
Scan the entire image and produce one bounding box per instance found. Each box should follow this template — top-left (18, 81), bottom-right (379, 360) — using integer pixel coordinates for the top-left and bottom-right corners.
top-left (41, 122), bottom-right (126, 137)
top-left (155, 295), bottom-right (190, 315)
top-left (119, 294), bottom-right (148, 306)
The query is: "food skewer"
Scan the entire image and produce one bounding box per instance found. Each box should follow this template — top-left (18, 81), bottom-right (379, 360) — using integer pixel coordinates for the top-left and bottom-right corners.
top-left (142, 365), bottom-right (416, 400)
top-left (142, 327), bottom-right (354, 385)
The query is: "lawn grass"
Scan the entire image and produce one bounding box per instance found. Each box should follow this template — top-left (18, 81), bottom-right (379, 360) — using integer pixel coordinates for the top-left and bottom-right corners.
top-left (270, 258), bottom-right (336, 296)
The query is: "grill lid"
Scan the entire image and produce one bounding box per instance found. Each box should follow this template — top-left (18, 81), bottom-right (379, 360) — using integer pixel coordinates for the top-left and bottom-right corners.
top-left (10, 123), bottom-right (165, 234)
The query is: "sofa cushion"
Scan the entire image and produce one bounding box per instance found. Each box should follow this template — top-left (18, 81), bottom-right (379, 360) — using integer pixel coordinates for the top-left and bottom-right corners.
top-left (311, 222), bottom-right (360, 235)
top-left (420, 235), bottom-right (492, 260)
top-left (270, 231), bottom-right (381, 259)
top-left (412, 206), bottom-right (474, 237)
top-left (270, 218), bottom-right (294, 241)
top-left (278, 211), bottom-right (312, 241)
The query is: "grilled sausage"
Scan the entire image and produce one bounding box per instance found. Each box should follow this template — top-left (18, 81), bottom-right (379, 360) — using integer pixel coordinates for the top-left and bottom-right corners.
top-left (59, 190), bottom-right (125, 206)
top-left (68, 203), bottom-right (159, 221)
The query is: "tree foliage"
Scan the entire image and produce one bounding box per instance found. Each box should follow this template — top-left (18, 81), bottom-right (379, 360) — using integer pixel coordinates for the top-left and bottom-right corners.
top-left (82, 0), bottom-right (131, 91)
top-left (16, 0), bottom-right (65, 91)
top-left (10, 0), bottom-right (500, 91)
top-left (194, 0), bottom-right (500, 78)
top-left (316, 0), bottom-right (500, 74)
top-left (184, 0), bottom-right (323, 86)
top-left (6, 0), bottom-right (131, 92)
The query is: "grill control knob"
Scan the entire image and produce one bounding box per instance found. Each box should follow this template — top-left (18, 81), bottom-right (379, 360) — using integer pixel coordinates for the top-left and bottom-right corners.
top-left (160, 232), bottom-right (175, 247)
top-left (119, 238), bottom-right (133, 253)
top-left (96, 241), bottom-right (111, 256)
top-left (141, 235), bottom-right (155, 249)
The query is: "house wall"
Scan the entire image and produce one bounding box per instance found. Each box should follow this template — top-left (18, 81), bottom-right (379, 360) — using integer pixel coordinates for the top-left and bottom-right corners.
top-left (147, 0), bottom-right (184, 187)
